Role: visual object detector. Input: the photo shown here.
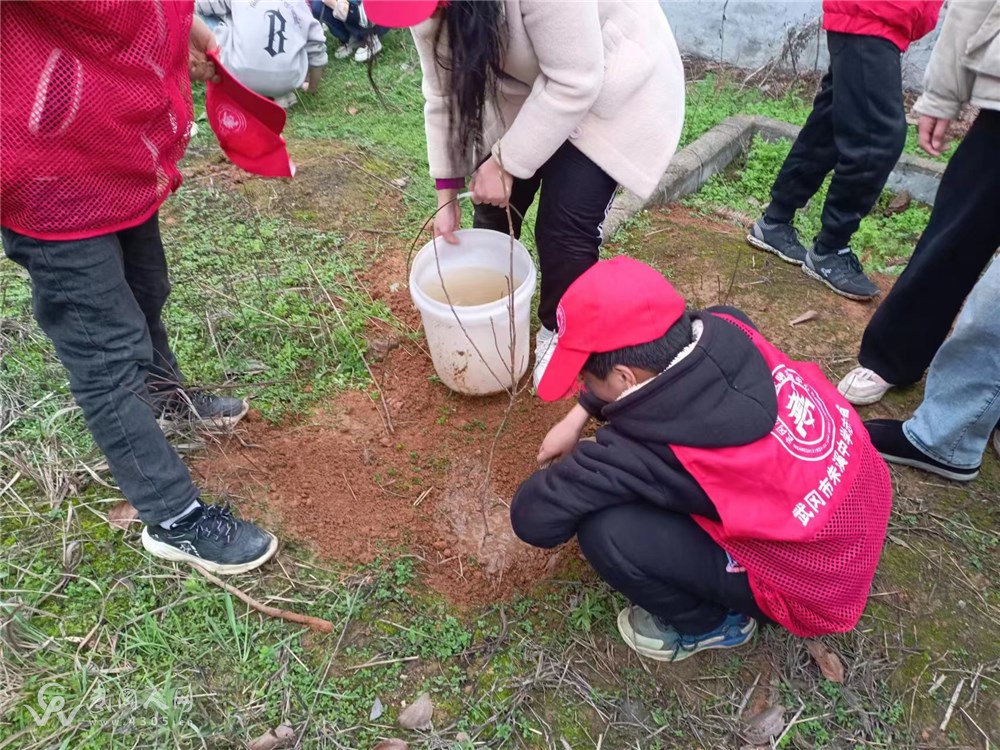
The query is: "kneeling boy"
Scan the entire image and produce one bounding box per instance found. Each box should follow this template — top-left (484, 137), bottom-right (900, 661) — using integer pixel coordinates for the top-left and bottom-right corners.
top-left (512, 258), bottom-right (892, 661)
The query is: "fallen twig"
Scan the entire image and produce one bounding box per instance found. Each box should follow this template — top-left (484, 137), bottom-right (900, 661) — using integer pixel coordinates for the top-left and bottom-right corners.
top-left (191, 564), bottom-right (333, 634)
top-left (939, 678), bottom-right (964, 733)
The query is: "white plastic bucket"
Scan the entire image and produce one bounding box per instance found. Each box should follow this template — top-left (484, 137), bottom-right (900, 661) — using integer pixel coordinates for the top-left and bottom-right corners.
top-left (409, 228), bottom-right (537, 396)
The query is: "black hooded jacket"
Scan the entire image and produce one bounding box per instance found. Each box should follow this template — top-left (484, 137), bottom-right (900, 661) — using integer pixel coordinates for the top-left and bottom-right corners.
top-left (511, 307), bottom-right (780, 548)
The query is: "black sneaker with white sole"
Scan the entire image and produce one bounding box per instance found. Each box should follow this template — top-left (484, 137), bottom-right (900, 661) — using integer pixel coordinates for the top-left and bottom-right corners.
top-left (154, 388), bottom-right (250, 430)
top-left (142, 504), bottom-right (278, 574)
top-left (803, 247), bottom-right (880, 301)
top-left (865, 419), bottom-right (979, 482)
top-left (747, 219), bottom-right (808, 264)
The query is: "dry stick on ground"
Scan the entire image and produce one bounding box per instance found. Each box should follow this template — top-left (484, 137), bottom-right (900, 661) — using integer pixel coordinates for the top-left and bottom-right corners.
top-left (306, 261), bottom-right (394, 435)
top-left (191, 564), bottom-right (334, 634)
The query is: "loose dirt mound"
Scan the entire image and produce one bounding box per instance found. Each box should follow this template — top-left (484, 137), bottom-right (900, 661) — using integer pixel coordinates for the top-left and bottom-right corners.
top-left (196, 337), bottom-right (568, 605)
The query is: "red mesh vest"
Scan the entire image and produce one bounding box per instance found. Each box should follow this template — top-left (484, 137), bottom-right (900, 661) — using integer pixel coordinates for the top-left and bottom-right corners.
top-left (672, 315), bottom-right (892, 637)
top-left (1, 1), bottom-right (194, 241)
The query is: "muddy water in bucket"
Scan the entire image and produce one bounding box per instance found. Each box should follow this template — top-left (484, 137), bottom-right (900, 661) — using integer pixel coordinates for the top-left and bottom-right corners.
top-left (422, 268), bottom-right (513, 307)
top-left (410, 228), bottom-right (537, 396)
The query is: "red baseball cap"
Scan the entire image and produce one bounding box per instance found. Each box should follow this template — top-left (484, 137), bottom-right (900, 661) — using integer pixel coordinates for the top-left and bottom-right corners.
top-left (364, 0), bottom-right (442, 28)
top-left (205, 50), bottom-right (296, 178)
top-left (536, 257), bottom-right (687, 402)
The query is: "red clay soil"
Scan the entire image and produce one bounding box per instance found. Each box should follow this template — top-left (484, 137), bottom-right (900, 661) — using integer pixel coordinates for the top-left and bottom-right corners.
top-left (194, 234), bottom-right (573, 606)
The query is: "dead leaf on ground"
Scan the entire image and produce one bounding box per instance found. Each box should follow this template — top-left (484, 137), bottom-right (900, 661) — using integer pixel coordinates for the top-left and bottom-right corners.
top-left (370, 697), bottom-right (384, 721)
top-left (886, 190), bottom-right (912, 215)
top-left (248, 724), bottom-right (295, 750)
top-left (789, 310), bottom-right (819, 327)
top-left (347, 106), bottom-right (359, 116)
top-left (744, 704), bottom-right (786, 745)
top-left (108, 501), bottom-right (140, 531)
top-left (390, 177), bottom-right (410, 190)
top-left (397, 692), bottom-right (433, 730)
top-left (806, 639), bottom-right (846, 682)
top-left (373, 741), bottom-right (408, 750)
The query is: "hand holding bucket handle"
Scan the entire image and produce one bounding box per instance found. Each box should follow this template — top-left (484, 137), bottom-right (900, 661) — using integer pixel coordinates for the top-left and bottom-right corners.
top-left (433, 189), bottom-right (522, 247)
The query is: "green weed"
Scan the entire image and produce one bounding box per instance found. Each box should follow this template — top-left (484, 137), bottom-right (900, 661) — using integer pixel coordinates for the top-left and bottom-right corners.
top-left (685, 136), bottom-right (932, 272)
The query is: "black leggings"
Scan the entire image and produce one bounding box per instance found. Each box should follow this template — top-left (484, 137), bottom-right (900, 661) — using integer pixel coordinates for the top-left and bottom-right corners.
top-left (577, 504), bottom-right (769, 635)
top-left (474, 141), bottom-right (618, 330)
top-left (765, 32), bottom-right (908, 252)
top-left (859, 109), bottom-right (1000, 385)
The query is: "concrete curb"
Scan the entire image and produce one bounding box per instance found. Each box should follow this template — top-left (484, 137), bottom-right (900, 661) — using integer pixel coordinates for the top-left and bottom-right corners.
top-left (603, 114), bottom-right (947, 241)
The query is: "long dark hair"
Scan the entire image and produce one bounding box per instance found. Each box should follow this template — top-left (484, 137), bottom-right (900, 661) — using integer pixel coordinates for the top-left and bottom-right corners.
top-left (433, 0), bottom-right (505, 162)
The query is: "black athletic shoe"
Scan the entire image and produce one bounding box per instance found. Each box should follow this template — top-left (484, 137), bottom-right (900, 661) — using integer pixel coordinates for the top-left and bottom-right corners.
top-left (747, 218), bottom-right (808, 264)
top-left (865, 419), bottom-right (980, 482)
top-left (803, 247), bottom-right (880, 301)
top-left (141, 504), bottom-right (278, 574)
top-left (154, 388), bottom-right (250, 429)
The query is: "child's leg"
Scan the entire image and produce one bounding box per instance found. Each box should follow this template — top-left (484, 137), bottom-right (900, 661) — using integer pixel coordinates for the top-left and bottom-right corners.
top-left (817, 32), bottom-right (907, 253)
top-left (577, 504), bottom-right (766, 635)
top-left (764, 66), bottom-right (839, 225)
top-left (119, 213), bottom-right (184, 394)
top-left (1, 225), bottom-right (201, 526)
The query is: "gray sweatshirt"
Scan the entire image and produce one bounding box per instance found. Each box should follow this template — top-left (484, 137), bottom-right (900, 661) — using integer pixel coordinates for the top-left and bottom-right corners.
top-left (198, 0), bottom-right (328, 97)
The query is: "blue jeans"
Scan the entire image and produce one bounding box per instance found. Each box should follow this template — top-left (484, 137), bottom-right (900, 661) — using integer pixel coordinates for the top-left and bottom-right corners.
top-left (904, 255), bottom-right (1000, 469)
top-left (2, 214), bottom-right (201, 525)
top-left (310, 0), bottom-right (385, 43)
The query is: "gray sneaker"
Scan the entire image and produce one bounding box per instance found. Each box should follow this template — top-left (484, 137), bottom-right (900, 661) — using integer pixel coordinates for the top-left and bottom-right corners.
top-left (616, 606), bottom-right (756, 662)
top-left (803, 248), bottom-right (880, 301)
top-left (747, 219), bottom-right (808, 264)
top-left (154, 388), bottom-right (250, 430)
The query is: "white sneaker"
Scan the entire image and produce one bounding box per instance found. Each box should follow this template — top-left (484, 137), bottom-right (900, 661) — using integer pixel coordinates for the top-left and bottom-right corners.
top-left (838, 366), bottom-right (894, 406)
top-left (334, 42), bottom-right (357, 60)
top-left (274, 91), bottom-right (298, 110)
top-left (354, 36), bottom-right (382, 63)
top-left (533, 327), bottom-right (558, 392)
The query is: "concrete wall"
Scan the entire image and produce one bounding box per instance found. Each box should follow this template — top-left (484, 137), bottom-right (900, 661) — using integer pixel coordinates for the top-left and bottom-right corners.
top-left (659, 0), bottom-right (942, 91)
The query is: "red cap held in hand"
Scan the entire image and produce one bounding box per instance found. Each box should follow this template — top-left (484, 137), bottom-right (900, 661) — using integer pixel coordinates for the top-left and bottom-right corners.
top-left (205, 49), bottom-right (295, 178)
top-left (537, 257), bottom-right (687, 402)
top-left (364, 0), bottom-right (442, 28)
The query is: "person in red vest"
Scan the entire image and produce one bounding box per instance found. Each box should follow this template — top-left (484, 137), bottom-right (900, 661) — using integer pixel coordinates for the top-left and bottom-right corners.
top-left (747, 0), bottom-right (942, 301)
top-left (1, 2), bottom-right (277, 574)
top-left (511, 258), bottom-right (892, 661)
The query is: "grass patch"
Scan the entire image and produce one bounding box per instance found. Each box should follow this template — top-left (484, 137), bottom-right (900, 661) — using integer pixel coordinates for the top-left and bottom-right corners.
top-left (683, 71), bottom-right (958, 162)
top-left (684, 136), bottom-right (932, 273)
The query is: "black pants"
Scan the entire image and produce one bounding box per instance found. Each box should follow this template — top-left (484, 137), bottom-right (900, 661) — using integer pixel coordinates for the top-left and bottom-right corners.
top-left (859, 110), bottom-right (1000, 386)
top-left (766, 32), bottom-right (908, 252)
top-left (577, 504), bottom-right (768, 635)
top-left (3, 213), bottom-right (199, 525)
top-left (474, 141), bottom-right (618, 330)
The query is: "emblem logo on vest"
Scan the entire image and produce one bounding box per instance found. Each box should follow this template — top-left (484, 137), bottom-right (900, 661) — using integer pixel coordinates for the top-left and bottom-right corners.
top-left (770, 364), bottom-right (836, 462)
top-left (555, 304), bottom-right (567, 337)
top-left (216, 105), bottom-right (247, 135)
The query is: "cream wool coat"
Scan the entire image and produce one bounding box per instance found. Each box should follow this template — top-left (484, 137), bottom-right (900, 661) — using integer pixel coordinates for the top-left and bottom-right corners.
top-left (915, 0), bottom-right (1000, 118)
top-left (411, 0), bottom-right (685, 200)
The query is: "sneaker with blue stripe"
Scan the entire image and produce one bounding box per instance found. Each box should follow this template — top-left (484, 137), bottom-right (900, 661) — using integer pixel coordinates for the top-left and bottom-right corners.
top-left (617, 606), bottom-right (757, 662)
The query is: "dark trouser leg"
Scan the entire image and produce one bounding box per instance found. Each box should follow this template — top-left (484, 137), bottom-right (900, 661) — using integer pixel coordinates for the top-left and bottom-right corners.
top-left (2, 225), bottom-right (201, 526)
top-left (765, 68), bottom-right (838, 224)
top-left (533, 142), bottom-right (618, 330)
top-left (816, 32), bottom-right (907, 252)
top-left (119, 214), bottom-right (184, 394)
top-left (472, 171), bottom-right (542, 241)
top-left (577, 504), bottom-right (767, 635)
top-left (859, 110), bottom-right (1000, 385)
